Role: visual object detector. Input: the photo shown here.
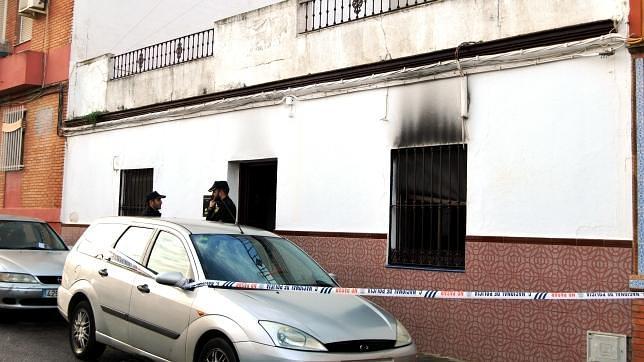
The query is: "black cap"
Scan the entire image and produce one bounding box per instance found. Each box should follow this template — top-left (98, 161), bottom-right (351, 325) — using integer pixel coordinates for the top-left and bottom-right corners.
top-left (145, 191), bottom-right (166, 201)
top-left (208, 180), bottom-right (230, 193)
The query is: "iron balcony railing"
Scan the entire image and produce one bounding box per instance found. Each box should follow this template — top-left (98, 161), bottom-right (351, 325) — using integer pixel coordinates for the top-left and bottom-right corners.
top-left (111, 28), bottom-right (215, 80)
top-left (299, 0), bottom-right (438, 32)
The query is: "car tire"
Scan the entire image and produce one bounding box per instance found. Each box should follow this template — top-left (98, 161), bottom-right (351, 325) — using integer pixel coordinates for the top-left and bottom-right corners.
top-left (198, 337), bottom-right (238, 362)
top-left (69, 301), bottom-right (105, 361)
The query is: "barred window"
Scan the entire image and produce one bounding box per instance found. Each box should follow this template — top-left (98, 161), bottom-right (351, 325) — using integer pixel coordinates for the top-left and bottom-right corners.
top-left (389, 144), bottom-right (467, 270)
top-left (0, 106), bottom-right (26, 172)
top-left (119, 168), bottom-right (153, 216)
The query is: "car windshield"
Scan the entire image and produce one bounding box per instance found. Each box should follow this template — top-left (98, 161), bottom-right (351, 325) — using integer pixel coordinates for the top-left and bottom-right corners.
top-left (0, 221), bottom-right (67, 250)
top-left (191, 234), bottom-right (336, 287)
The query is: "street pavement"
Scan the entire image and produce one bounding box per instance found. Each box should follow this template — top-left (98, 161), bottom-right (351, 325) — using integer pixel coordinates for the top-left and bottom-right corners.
top-left (0, 309), bottom-right (457, 362)
top-left (0, 309), bottom-right (144, 362)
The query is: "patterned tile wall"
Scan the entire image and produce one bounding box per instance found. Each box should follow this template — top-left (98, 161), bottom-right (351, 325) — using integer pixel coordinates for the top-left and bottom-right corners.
top-left (286, 235), bottom-right (631, 361)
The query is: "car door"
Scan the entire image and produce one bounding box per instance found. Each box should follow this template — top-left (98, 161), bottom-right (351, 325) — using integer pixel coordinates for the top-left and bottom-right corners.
top-left (93, 225), bottom-right (154, 343)
top-left (127, 229), bottom-right (197, 360)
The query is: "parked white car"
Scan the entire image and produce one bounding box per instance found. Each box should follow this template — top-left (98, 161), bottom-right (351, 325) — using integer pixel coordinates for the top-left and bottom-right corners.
top-left (57, 217), bottom-right (416, 361)
top-left (0, 215), bottom-right (68, 309)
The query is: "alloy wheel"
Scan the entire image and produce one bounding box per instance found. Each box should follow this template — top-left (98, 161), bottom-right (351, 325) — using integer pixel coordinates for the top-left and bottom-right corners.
top-left (205, 348), bottom-right (229, 362)
top-left (72, 309), bottom-right (90, 353)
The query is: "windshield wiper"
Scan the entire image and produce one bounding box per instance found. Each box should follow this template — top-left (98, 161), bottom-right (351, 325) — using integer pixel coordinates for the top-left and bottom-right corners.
top-left (10, 247), bottom-right (50, 250)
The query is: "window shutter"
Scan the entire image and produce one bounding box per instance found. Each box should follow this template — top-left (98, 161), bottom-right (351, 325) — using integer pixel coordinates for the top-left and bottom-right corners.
top-left (19, 15), bottom-right (32, 43)
top-left (0, 0), bottom-right (7, 42)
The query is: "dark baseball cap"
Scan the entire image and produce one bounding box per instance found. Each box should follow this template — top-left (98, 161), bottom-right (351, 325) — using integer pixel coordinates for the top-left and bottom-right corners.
top-left (145, 191), bottom-right (166, 201)
top-left (208, 180), bottom-right (230, 193)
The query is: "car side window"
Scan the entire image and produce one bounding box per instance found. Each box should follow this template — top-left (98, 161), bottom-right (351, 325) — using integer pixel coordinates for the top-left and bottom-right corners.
top-left (147, 231), bottom-right (193, 278)
top-left (77, 223), bottom-right (128, 257)
top-left (113, 227), bottom-right (153, 264)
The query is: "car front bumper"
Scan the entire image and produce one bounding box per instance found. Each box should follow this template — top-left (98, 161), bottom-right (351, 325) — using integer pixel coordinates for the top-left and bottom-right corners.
top-left (234, 341), bottom-right (417, 362)
top-left (0, 282), bottom-right (59, 309)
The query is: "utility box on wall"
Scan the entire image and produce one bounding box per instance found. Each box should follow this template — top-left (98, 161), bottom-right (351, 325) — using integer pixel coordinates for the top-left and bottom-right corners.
top-left (587, 331), bottom-right (627, 362)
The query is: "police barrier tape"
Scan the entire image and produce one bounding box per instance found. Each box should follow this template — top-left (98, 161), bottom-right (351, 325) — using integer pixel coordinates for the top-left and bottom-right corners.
top-left (104, 250), bottom-right (641, 301)
top-left (183, 280), bottom-right (644, 300)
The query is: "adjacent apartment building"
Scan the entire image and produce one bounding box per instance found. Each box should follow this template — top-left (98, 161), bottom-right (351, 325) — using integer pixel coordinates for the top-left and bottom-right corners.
top-left (62, 0), bottom-right (643, 360)
top-left (0, 0), bottom-right (72, 233)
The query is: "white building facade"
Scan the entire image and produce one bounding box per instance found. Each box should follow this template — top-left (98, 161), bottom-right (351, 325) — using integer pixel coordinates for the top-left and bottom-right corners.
top-left (63, 0), bottom-right (637, 360)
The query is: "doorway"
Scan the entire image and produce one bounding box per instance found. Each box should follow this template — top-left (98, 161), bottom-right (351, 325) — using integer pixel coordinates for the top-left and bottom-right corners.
top-left (238, 160), bottom-right (277, 230)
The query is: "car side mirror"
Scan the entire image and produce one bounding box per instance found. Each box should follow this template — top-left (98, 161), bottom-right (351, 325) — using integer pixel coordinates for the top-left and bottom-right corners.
top-left (156, 271), bottom-right (188, 288)
top-left (328, 273), bottom-right (339, 284)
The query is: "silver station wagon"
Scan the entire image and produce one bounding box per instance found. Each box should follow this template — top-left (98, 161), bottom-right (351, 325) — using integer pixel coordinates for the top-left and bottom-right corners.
top-left (58, 217), bottom-right (416, 361)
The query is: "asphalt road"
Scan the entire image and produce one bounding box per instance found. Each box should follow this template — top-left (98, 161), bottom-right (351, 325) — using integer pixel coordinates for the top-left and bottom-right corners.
top-left (0, 309), bottom-right (457, 362)
top-left (0, 309), bottom-right (144, 362)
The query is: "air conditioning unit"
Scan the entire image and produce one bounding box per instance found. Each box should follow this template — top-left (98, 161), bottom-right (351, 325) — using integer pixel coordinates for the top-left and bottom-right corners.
top-left (18, 0), bottom-right (47, 18)
top-left (0, 42), bottom-right (11, 57)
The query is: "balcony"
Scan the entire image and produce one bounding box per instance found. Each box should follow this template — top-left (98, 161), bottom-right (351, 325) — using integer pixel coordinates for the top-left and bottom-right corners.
top-left (0, 51), bottom-right (43, 95)
top-left (110, 28), bottom-right (215, 80)
top-left (298, 0), bottom-right (438, 32)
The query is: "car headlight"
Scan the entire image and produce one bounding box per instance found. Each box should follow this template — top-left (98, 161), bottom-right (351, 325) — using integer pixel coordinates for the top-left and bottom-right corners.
top-left (395, 320), bottom-right (412, 347)
top-left (0, 272), bottom-right (39, 283)
top-left (259, 321), bottom-right (327, 352)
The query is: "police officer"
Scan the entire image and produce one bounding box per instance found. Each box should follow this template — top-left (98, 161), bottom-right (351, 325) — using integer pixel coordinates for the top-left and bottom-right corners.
top-left (143, 191), bottom-right (166, 217)
top-left (206, 181), bottom-right (236, 223)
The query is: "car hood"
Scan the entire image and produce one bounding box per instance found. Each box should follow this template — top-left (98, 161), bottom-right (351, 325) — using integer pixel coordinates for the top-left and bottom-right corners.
top-left (0, 250), bottom-right (68, 276)
top-left (219, 289), bottom-right (397, 343)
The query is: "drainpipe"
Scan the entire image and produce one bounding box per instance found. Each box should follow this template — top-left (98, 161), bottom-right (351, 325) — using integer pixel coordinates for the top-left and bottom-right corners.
top-left (57, 83), bottom-right (64, 137)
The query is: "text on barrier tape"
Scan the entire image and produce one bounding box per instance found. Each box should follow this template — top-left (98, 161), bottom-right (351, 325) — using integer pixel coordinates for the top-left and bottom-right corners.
top-left (183, 280), bottom-right (643, 300)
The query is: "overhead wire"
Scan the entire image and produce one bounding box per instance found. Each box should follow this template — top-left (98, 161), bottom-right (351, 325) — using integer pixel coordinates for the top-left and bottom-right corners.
top-left (64, 34), bottom-right (628, 135)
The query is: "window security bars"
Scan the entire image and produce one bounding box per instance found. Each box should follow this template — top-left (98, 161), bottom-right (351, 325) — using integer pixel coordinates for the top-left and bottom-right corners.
top-left (299, 0), bottom-right (438, 32)
top-left (119, 168), bottom-right (153, 216)
top-left (0, 106), bottom-right (25, 172)
top-left (389, 144), bottom-right (467, 269)
top-left (111, 28), bottom-right (215, 80)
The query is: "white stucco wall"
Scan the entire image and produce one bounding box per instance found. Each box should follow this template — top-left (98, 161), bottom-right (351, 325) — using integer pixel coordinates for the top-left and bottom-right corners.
top-left (62, 53), bottom-right (633, 240)
top-left (67, 0), bottom-right (628, 118)
top-left (215, 0), bottom-right (627, 92)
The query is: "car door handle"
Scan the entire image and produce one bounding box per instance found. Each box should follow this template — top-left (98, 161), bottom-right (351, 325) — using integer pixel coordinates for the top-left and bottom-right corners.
top-left (98, 269), bottom-right (108, 277)
top-left (137, 284), bottom-right (150, 294)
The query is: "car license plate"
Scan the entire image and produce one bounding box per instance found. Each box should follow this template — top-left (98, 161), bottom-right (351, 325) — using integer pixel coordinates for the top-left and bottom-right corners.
top-left (43, 289), bottom-right (57, 298)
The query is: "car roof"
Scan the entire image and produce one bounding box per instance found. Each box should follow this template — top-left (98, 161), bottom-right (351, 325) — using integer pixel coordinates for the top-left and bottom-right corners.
top-left (92, 216), bottom-right (278, 237)
top-left (0, 214), bottom-right (47, 223)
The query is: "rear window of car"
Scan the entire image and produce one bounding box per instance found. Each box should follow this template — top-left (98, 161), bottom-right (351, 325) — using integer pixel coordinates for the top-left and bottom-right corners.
top-left (113, 227), bottom-right (154, 264)
top-left (76, 223), bottom-right (128, 257)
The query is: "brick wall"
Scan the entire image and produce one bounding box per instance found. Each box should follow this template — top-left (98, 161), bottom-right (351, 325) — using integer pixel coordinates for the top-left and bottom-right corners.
top-left (4, 0), bottom-right (17, 47)
top-left (0, 0), bottom-right (72, 225)
top-left (20, 93), bottom-right (65, 208)
top-left (29, 0), bottom-right (73, 51)
top-left (0, 89), bottom-right (66, 221)
top-left (4, 0), bottom-right (73, 50)
top-left (634, 300), bottom-right (644, 360)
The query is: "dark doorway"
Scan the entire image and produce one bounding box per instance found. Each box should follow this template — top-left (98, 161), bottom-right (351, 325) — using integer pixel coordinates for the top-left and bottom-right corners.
top-left (238, 160), bottom-right (277, 231)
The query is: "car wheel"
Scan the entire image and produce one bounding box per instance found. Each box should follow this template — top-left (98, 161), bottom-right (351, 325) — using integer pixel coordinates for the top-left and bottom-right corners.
top-left (198, 337), bottom-right (238, 362)
top-left (69, 301), bottom-right (105, 360)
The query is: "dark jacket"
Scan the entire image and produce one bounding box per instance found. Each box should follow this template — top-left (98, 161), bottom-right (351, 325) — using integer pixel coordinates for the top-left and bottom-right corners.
top-left (206, 197), bottom-right (236, 223)
top-left (142, 206), bottom-right (161, 217)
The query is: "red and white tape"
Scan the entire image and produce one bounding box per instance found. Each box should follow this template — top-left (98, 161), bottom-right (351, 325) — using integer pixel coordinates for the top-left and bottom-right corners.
top-left (184, 280), bottom-right (642, 300)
